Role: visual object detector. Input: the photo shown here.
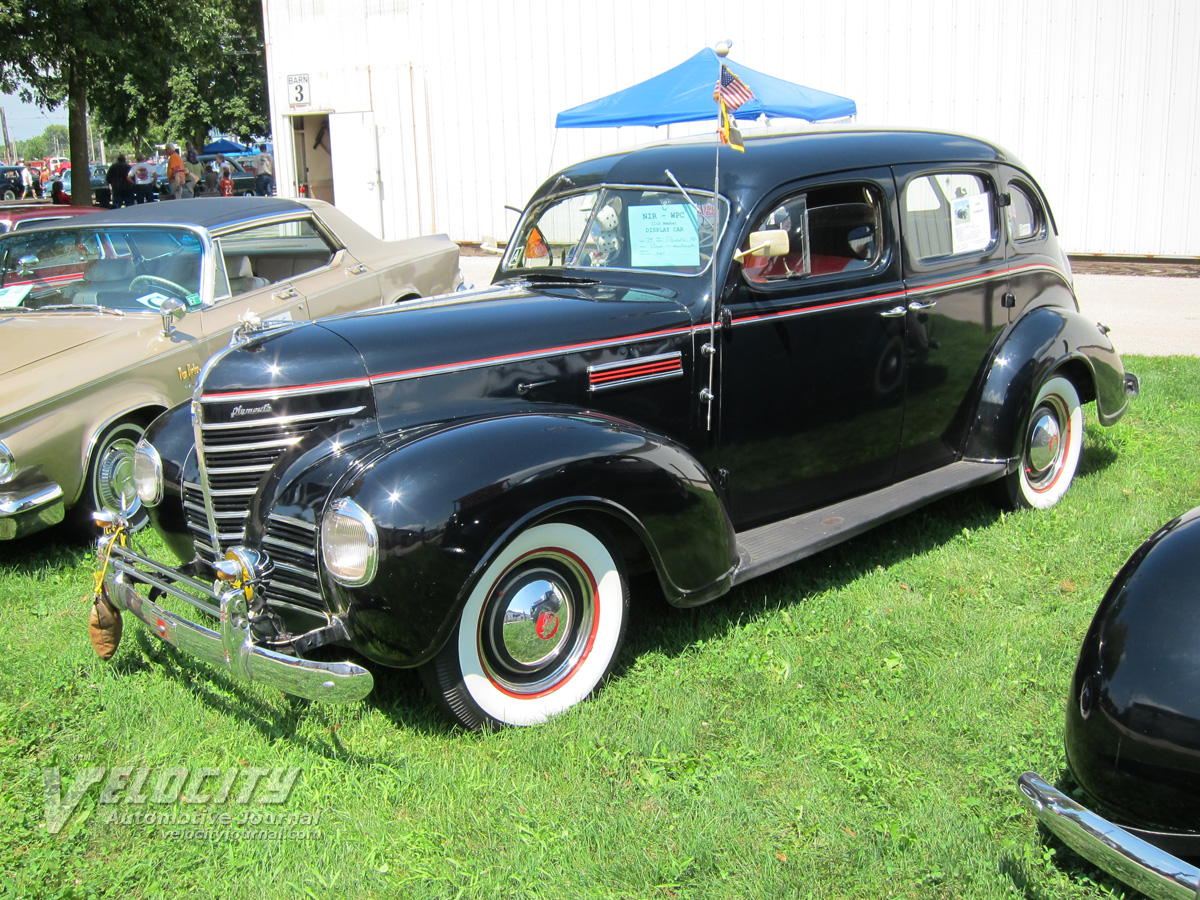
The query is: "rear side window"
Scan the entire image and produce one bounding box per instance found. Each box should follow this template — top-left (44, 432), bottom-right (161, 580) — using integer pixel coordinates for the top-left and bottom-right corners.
top-left (1006, 183), bottom-right (1044, 242)
top-left (742, 183), bottom-right (883, 283)
top-left (903, 173), bottom-right (995, 260)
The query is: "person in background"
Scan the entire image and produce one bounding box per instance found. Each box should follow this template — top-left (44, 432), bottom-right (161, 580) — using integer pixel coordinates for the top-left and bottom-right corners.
top-left (50, 180), bottom-right (70, 204)
top-left (183, 142), bottom-right (203, 197)
top-left (128, 153), bottom-right (157, 204)
top-left (106, 154), bottom-right (134, 208)
top-left (20, 161), bottom-right (36, 198)
top-left (39, 164), bottom-right (51, 196)
top-left (165, 143), bottom-right (185, 200)
top-left (255, 145), bottom-right (274, 196)
top-left (203, 160), bottom-right (218, 196)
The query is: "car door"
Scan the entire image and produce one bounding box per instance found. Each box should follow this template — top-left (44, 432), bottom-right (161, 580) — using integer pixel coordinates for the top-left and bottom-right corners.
top-left (892, 165), bottom-right (1010, 480)
top-left (717, 170), bottom-right (907, 530)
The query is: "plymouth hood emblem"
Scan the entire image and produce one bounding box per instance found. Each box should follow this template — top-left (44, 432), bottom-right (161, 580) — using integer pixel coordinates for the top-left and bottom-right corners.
top-left (231, 403), bottom-right (273, 419)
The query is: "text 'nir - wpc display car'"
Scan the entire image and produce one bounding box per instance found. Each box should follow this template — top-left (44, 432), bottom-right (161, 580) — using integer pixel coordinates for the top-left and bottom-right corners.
top-left (1019, 505), bottom-right (1200, 900)
top-left (0, 198), bottom-right (462, 540)
top-left (91, 130), bottom-right (1138, 729)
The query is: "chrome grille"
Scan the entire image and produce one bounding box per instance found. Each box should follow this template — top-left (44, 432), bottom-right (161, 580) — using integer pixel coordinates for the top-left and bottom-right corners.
top-left (193, 406), bottom-right (363, 551)
top-left (261, 515), bottom-right (324, 614)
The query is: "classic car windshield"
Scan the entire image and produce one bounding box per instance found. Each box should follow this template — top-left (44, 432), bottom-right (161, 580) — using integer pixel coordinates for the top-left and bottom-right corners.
top-left (505, 185), bottom-right (728, 276)
top-left (0, 227), bottom-right (203, 312)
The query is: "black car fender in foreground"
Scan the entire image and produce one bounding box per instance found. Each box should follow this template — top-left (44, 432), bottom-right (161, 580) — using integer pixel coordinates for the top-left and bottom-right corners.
top-left (1019, 506), bottom-right (1200, 900)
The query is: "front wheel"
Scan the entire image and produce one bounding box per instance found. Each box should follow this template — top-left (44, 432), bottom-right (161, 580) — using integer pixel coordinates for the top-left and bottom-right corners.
top-left (1, 188), bottom-right (15, 201)
top-left (994, 376), bottom-right (1083, 510)
top-left (82, 421), bottom-right (148, 531)
top-left (420, 521), bottom-right (629, 729)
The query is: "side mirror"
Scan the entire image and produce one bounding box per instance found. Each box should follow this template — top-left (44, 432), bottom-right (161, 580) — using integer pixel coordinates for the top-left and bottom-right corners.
top-left (735, 230), bottom-right (790, 262)
top-left (159, 297), bottom-right (187, 335)
top-left (15, 254), bottom-right (39, 276)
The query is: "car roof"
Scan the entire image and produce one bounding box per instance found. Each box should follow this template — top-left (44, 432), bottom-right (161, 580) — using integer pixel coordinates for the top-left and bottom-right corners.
top-left (532, 128), bottom-right (1022, 205)
top-left (21, 197), bottom-right (314, 230)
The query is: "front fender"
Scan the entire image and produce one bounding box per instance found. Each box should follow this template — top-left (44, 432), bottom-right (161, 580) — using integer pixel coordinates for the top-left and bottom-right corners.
top-left (317, 412), bottom-right (735, 668)
top-left (964, 305), bottom-right (1130, 462)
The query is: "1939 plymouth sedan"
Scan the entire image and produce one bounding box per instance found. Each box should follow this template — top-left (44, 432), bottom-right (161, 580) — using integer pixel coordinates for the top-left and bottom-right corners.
top-left (92, 130), bottom-right (1138, 728)
top-left (1019, 506), bottom-right (1200, 900)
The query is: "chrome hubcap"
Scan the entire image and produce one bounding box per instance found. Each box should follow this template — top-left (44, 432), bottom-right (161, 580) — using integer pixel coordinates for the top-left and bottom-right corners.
top-left (499, 578), bottom-right (573, 667)
top-left (1027, 412), bottom-right (1062, 476)
top-left (96, 438), bottom-right (140, 515)
top-left (480, 554), bottom-right (594, 695)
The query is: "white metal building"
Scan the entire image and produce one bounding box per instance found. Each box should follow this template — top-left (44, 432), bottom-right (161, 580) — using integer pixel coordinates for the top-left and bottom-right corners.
top-left (261, 0), bottom-right (1200, 258)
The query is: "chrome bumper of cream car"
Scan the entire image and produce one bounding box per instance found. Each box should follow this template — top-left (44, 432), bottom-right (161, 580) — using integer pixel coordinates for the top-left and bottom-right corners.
top-left (0, 483), bottom-right (64, 540)
top-left (1018, 772), bottom-right (1200, 900)
top-left (98, 532), bottom-right (373, 704)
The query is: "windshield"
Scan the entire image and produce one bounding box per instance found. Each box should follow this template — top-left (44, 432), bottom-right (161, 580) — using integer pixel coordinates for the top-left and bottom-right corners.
top-left (0, 227), bottom-right (204, 312)
top-left (503, 185), bottom-right (728, 276)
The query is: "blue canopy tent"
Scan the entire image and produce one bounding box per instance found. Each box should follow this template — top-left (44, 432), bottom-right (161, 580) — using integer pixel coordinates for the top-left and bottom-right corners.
top-left (555, 47), bottom-right (856, 128)
top-left (203, 138), bottom-right (249, 154)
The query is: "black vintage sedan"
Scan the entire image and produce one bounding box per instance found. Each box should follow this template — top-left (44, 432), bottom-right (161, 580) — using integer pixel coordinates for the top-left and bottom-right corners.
top-left (1019, 506), bottom-right (1200, 900)
top-left (93, 129), bottom-right (1138, 729)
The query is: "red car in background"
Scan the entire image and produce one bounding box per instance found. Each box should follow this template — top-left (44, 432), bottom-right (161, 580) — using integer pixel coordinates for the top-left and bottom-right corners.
top-left (0, 204), bottom-right (104, 233)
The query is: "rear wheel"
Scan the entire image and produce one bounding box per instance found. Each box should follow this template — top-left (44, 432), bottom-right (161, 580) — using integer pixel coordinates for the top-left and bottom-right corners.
top-left (420, 521), bottom-right (629, 729)
top-left (1, 188), bottom-right (15, 201)
top-left (994, 376), bottom-right (1083, 509)
top-left (82, 421), bottom-right (149, 531)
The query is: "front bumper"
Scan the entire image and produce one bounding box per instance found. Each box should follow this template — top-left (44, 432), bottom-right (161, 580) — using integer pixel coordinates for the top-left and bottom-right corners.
top-left (0, 482), bottom-right (64, 540)
top-left (1017, 771), bottom-right (1200, 900)
top-left (97, 532), bottom-right (373, 703)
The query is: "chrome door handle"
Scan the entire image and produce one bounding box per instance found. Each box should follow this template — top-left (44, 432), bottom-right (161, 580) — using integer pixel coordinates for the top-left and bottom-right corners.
top-left (879, 305), bottom-right (908, 318)
top-left (908, 298), bottom-right (938, 311)
top-left (345, 263), bottom-right (368, 276)
top-left (273, 287), bottom-right (298, 301)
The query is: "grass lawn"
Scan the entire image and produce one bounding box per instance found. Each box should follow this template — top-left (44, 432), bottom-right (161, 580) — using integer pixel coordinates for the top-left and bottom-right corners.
top-left (2, 354), bottom-right (1197, 899)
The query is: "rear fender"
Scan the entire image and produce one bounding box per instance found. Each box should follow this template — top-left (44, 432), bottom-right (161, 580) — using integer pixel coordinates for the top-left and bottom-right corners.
top-left (964, 306), bottom-right (1130, 464)
top-left (320, 412), bottom-right (735, 668)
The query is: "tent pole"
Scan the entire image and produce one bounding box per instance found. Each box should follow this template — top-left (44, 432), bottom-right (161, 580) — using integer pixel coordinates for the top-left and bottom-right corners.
top-left (703, 137), bottom-right (720, 432)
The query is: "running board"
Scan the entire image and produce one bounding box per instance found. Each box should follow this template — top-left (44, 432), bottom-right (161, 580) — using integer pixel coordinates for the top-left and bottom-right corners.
top-left (732, 460), bottom-right (1006, 585)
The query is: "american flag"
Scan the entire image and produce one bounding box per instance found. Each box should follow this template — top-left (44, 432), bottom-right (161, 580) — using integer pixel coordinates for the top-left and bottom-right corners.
top-left (715, 65), bottom-right (755, 111)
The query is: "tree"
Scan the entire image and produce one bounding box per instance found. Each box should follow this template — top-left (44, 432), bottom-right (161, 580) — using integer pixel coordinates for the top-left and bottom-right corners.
top-left (0, 1), bottom-right (269, 203)
top-left (0, 1), bottom-right (176, 205)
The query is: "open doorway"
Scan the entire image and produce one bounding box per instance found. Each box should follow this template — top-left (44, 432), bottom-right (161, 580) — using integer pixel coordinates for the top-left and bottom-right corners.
top-left (289, 113), bottom-right (334, 204)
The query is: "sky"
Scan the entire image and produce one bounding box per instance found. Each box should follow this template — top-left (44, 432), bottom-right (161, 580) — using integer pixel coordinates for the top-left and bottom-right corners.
top-left (1, 89), bottom-right (68, 142)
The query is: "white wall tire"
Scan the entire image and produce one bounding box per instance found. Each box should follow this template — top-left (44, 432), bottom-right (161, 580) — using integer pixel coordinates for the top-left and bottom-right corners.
top-left (998, 376), bottom-right (1084, 510)
top-left (421, 522), bottom-right (629, 729)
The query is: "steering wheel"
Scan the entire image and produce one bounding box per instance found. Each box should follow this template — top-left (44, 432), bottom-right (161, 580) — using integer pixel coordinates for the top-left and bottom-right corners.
top-left (129, 275), bottom-right (189, 298)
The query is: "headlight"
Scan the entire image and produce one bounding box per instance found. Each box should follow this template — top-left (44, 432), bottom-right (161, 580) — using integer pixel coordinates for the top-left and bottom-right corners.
top-left (321, 497), bottom-right (378, 586)
top-left (132, 439), bottom-right (163, 506)
top-left (0, 441), bottom-right (15, 485)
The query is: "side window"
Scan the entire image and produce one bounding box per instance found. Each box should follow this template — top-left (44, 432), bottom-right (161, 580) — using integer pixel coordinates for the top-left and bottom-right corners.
top-left (742, 183), bottom-right (883, 283)
top-left (903, 173), bottom-right (995, 261)
top-left (1006, 183), bottom-right (1044, 242)
top-left (217, 219), bottom-right (336, 296)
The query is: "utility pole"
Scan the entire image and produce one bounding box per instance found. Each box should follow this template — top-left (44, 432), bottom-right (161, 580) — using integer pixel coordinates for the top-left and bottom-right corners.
top-left (0, 108), bottom-right (12, 164)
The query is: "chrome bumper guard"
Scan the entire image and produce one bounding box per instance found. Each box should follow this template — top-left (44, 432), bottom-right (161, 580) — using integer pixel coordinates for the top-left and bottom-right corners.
top-left (1017, 772), bottom-right (1200, 900)
top-left (0, 483), bottom-right (64, 540)
top-left (98, 533), bottom-right (373, 704)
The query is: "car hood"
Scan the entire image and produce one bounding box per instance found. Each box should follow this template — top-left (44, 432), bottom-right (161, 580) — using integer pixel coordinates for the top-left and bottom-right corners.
top-left (0, 312), bottom-right (153, 376)
top-left (198, 279), bottom-right (695, 425)
top-left (0, 311), bottom-right (174, 418)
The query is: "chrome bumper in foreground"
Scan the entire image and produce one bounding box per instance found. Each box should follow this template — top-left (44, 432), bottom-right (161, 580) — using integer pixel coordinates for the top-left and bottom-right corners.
top-left (1017, 772), bottom-right (1200, 900)
top-left (0, 483), bottom-right (64, 539)
top-left (99, 534), bottom-right (373, 704)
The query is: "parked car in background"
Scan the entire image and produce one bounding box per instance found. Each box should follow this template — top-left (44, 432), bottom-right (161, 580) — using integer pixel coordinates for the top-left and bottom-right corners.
top-left (60, 164), bottom-right (112, 207)
top-left (0, 203), bottom-right (104, 233)
top-left (92, 129), bottom-right (1137, 729)
top-left (1, 166), bottom-right (28, 200)
top-left (0, 197), bottom-right (462, 540)
top-left (1019, 505), bottom-right (1200, 900)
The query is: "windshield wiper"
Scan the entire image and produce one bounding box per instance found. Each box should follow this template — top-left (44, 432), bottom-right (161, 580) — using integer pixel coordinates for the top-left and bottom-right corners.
top-left (28, 304), bottom-right (126, 315)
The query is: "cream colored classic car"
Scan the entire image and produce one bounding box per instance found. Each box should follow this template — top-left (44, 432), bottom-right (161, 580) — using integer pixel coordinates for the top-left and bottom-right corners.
top-left (0, 197), bottom-right (462, 539)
